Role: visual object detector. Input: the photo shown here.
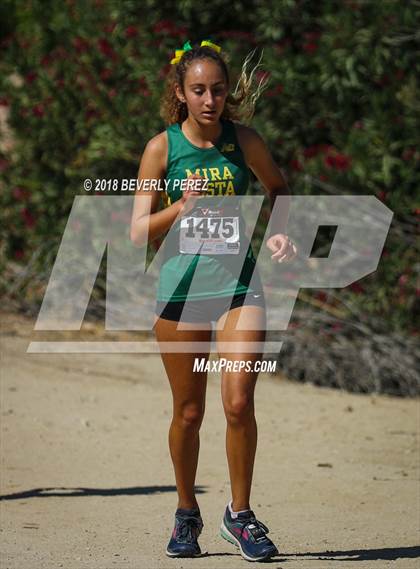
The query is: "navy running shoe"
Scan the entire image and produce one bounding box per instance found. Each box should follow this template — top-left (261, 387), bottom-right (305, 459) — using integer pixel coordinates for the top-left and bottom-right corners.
top-left (220, 504), bottom-right (279, 562)
top-left (166, 507), bottom-right (204, 558)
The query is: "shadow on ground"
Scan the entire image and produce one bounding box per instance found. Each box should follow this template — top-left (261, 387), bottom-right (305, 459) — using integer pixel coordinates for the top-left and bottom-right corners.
top-left (0, 485), bottom-right (207, 500)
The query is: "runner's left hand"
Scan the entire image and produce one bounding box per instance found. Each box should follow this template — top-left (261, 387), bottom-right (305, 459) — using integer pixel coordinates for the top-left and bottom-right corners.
top-left (266, 233), bottom-right (297, 263)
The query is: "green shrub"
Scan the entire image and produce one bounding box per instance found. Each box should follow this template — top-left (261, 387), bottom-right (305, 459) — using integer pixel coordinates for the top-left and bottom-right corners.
top-left (0, 0), bottom-right (418, 333)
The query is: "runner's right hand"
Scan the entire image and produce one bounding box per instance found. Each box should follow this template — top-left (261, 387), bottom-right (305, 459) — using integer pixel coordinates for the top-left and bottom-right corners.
top-left (179, 174), bottom-right (207, 215)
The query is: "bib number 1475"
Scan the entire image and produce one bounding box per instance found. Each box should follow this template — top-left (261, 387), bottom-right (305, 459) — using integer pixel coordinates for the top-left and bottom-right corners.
top-left (185, 216), bottom-right (235, 239)
top-left (179, 216), bottom-right (240, 255)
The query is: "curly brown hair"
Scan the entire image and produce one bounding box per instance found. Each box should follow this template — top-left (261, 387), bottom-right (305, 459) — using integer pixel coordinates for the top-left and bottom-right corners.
top-left (160, 44), bottom-right (269, 126)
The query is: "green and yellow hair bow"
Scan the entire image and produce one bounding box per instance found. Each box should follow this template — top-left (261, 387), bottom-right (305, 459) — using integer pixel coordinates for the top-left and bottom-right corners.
top-left (170, 39), bottom-right (222, 65)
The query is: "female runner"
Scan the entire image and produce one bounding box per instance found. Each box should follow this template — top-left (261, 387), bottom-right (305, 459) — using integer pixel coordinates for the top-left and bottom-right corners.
top-left (130, 40), bottom-right (297, 562)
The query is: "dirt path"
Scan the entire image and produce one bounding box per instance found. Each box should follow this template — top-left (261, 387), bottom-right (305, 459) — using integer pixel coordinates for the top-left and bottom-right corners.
top-left (1, 310), bottom-right (419, 568)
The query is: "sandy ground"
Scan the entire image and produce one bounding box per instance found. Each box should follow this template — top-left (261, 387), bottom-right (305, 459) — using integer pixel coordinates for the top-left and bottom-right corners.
top-left (0, 310), bottom-right (419, 569)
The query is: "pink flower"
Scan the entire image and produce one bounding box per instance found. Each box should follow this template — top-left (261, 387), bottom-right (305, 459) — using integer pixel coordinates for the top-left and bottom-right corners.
top-left (315, 291), bottom-right (328, 302)
top-left (153, 20), bottom-right (176, 35)
top-left (32, 104), bottom-right (45, 117)
top-left (13, 187), bottom-right (30, 200)
top-left (139, 87), bottom-right (151, 97)
top-left (256, 70), bottom-right (270, 82)
top-left (103, 22), bottom-right (117, 34)
top-left (54, 46), bottom-right (69, 59)
top-left (353, 120), bottom-right (364, 129)
top-left (398, 274), bottom-right (409, 287)
top-left (14, 249), bottom-right (24, 260)
top-left (26, 71), bottom-right (37, 84)
top-left (290, 158), bottom-right (303, 172)
top-left (152, 20), bottom-right (187, 37)
top-left (324, 155), bottom-right (336, 168)
top-left (350, 282), bottom-right (364, 294)
top-left (41, 54), bottom-right (53, 67)
top-left (264, 84), bottom-right (283, 97)
top-left (73, 37), bottom-right (89, 53)
top-left (402, 148), bottom-right (415, 161)
top-left (319, 144), bottom-right (334, 154)
top-left (334, 153), bottom-right (352, 171)
top-left (153, 20), bottom-right (170, 33)
top-left (21, 207), bottom-right (36, 228)
top-left (171, 27), bottom-right (188, 38)
top-left (100, 68), bottom-right (113, 81)
top-left (302, 42), bottom-right (318, 54)
top-left (324, 152), bottom-right (351, 171)
top-left (125, 26), bottom-right (138, 38)
top-left (97, 38), bottom-right (117, 60)
top-left (85, 108), bottom-right (100, 120)
top-left (303, 145), bottom-right (322, 159)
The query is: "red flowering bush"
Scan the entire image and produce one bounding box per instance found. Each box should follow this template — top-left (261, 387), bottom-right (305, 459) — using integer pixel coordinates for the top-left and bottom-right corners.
top-left (0, 0), bottom-right (418, 333)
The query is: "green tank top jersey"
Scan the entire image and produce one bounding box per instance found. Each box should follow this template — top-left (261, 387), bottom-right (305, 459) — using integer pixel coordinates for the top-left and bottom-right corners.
top-left (157, 118), bottom-right (262, 302)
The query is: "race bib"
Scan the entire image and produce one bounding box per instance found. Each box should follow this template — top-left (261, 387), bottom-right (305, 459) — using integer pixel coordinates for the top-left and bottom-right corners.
top-left (179, 206), bottom-right (240, 255)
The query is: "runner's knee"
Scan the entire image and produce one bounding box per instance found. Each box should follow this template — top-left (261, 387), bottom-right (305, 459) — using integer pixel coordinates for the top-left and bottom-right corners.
top-left (174, 403), bottom-right (205, 430)
top-left (223, 396), bottom-right (254, 425)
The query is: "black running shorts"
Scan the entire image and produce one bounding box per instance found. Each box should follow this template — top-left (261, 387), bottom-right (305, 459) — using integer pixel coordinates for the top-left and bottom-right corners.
top-left (155, 291), bottom-right (265, 323)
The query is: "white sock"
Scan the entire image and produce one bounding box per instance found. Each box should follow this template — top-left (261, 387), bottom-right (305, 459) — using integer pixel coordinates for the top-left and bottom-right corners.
top-left (228, 499), bottom-right (250, 519)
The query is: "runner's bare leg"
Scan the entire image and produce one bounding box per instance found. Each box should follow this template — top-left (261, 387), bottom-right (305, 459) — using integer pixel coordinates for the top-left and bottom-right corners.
top-left (216, 305), bottom-right (266, 512)
top-left (154, 318), bottom-right (212, 510)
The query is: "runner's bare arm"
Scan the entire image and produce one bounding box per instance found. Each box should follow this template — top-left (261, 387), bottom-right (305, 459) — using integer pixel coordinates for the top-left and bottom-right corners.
top-left (235, 124), bottom-right (291, 235)
top-left (130, 133), bottom-right (183, 247)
